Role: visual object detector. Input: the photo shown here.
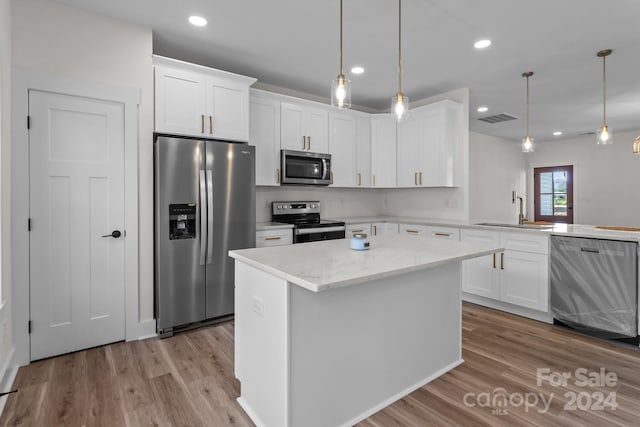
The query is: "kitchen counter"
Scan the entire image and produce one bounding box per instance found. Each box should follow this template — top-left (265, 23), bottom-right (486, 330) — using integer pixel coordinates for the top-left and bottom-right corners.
top-left (255, 221), bottom-right (293, 231)
top-left (230, 233), bottom-right (502, 292)
top-left (231, 235), bottom-right (502, 427)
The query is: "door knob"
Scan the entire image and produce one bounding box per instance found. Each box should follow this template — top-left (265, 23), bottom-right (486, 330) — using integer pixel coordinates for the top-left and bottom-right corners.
top-left (102, 230), bottom-right (122, 238)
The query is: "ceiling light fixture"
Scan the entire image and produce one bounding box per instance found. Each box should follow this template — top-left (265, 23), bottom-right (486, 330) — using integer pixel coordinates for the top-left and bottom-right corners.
top-left (474, 39), bottom-right (492, 49)
top-left (391, 0), bottom-right (408, 121)
top-left (188, 16), bottom-right (207, 27)
top-left (331, 0), bottom-right (351, 109)
top-left (477, 106), bottom-right (489, 113)
top-left (351, 66), bottom-right (364, 75)
top-left (596, 49), bottom-right (613, 145)
top-left (553, 131), bottom-right (563, 136)
top-left (522, 71), bottom-right (534, 153)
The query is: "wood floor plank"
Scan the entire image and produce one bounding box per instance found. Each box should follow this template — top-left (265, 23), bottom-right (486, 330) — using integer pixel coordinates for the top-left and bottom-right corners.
top-left (2, 303), bottom-right (639, 427)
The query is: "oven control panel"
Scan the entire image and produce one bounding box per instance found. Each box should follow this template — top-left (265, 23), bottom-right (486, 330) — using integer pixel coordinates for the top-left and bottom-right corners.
top-left (272, 201), bottom-right (320, 215)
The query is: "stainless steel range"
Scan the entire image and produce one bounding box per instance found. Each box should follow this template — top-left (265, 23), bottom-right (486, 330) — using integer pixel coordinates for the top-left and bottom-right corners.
top-left (272, 201), bottom-right (345, 243)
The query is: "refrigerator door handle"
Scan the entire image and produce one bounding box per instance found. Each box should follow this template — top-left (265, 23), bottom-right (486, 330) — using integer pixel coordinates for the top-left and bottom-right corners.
top-left (199, 170), bottom-right (207, 265)
top-left (206, 170), bottom-right (214, 265)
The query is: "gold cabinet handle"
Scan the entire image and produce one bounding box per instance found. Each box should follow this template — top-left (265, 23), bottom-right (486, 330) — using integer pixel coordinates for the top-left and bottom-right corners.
top-left (209, 115), bottom-right (213, 134)
top-left (372, 174), bottom-right (376, 187)
top-left (302, 136), bottom-right (306, 150)
top-left (414, 172), bottom-right (418, 185)
top-left (406, 229), bottom-right (419, 234)
top-left (493, 253), bottom-right (496, 269)
top-left (434, 232), bottom-right (451, 237)
top-left (500, 252), bottom-right (505, 270)
top-left (358, 173), bottom-right (362, 186)
top-left (373, 225), bottom-right (377, 235)
top-left (419, 172), bottom-right (423, 185)
top-left (308, 136), bottom-right (311, 150)
top-left (265, 236), bottom-right (281, 241)
top-left (351, 229), bottom-right (364, 233)
top-left (330, 171), bottom-right (334, 183)
top-left (276, 168), bottom-right (280, 183)
top-left (201, 114), bottom-right (205, 133)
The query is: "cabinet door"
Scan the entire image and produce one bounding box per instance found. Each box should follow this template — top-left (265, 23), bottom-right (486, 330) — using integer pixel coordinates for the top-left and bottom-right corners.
top-left (256, 229), bottom-right (293, 247)
top-left (399, 224), bottom-right (428, 235)
top-left (345, 223), bottom-right (372, 238)
top-left (460, 229), bottom-right (500, 298)
top-left (396, 114), bottom-right (423, 187)
top-left (356, 117), bottom-right (371, 187)
top-left (206, 77), bottom-right (250, 142)
top-left (306, 107), bottom-right (329, 153)
top-left (329, 112), bottom-right (357, 187)
top-left (281, 102), bottom-right (306, 151)
top-left (250, 96), bottom-right (281, 186)
top-left (154, 65), bottom-right (206, 137)
top-left (420, 101), bottom-right (460, 187)
top-left (500, 250), bottom-right (549, 311)
top-left (371, 115), bottom-right (397, 188)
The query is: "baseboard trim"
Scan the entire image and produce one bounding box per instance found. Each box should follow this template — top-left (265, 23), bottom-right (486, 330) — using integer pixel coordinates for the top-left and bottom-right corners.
top-left (0, 347), bottom-right (18, 417)
top-left (133, 319), bottom-right (157, 341)
top-left (237, 397), bottom-right (268, 427)
top-left (463, 293), bottom-right (553, 323)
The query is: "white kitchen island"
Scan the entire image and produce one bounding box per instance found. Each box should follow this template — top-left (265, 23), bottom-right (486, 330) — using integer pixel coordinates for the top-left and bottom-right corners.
top-left (229, 234), bottom-right (502, 427)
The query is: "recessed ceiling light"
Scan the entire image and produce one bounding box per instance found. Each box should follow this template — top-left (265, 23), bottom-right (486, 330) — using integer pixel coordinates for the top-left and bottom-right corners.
top-left (553, 131), bottom-right (563, 136)
top-left (188, 16), bottom-right (208, 27)
top-left (351, 66), bottom-right (365, 75)
top-left (474, 39), bottom-right (492, 49)
top-left (477, 106), bottom-right (489, 113)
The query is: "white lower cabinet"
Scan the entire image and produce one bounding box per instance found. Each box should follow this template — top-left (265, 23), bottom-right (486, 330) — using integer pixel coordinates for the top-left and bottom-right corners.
top-left (461, 229), bottom-right (549, 312)
top-left (371, 223), bottom-right (399, 236)
top-left (345, 223), bottom-right (372, 237)
top-left (256, 229), bottom-right (293, 247)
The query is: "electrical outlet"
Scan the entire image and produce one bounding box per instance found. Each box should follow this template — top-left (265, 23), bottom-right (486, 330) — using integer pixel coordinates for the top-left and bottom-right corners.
top-left (252, 295), bottom-right (265, 317)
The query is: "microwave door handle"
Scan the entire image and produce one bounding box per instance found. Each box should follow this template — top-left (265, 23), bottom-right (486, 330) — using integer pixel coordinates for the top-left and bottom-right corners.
top-left (322, 158), bottom-right (328, 180)
top-left (199, 170), bottom-right (207, 265)
top-left (206, 170), bottom-right (214, 265)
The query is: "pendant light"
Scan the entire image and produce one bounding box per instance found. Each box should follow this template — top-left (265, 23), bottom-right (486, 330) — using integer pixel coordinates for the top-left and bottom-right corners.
top-left (331, 0), bottom-right (351, 109)
top-left (391, 0), bottom-right (408, 121)
top-left (596, 49), bottom-right (612, 145)
top-left (633, 136), bottom-right (640, 154)
top-left (521, 71), bottom-right (534, 153)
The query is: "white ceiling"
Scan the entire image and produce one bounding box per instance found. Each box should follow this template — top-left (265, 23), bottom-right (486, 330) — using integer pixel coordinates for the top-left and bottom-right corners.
top-left (55, 0), bottom-right (640, 142)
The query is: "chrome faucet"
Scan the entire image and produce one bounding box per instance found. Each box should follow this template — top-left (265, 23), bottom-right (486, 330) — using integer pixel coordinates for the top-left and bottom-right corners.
top-left (512, 191), bottom-right (526, 225)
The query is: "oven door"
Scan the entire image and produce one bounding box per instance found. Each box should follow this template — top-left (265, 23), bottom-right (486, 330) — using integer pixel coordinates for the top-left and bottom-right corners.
top-left (294, 226), bottom-right (345, 243)
top-left (281, 150), bottom-right (331, 185)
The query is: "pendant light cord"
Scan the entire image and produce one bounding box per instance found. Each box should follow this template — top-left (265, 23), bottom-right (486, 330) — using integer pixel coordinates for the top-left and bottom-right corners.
top-left (526, 75), bottom-right (530, 137)
top-left (602, 54), bottom-right (606, 125)
top-left (339, 0), bottom-right (343, 75)
top-left (398, 0), bottom-right (402, 94)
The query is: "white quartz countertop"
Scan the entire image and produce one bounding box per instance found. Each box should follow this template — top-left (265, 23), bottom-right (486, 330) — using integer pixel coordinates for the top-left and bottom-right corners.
top-left (334, 216), bottom-right (640, 242)
top-left (229, 234), bottom-right (503, 292)
top-left (256, 221), bottom-right (294, 231)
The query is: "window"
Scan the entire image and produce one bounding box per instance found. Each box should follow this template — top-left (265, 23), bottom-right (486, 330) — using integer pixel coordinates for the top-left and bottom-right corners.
top-left (534, 165), bottom-right (573, 224)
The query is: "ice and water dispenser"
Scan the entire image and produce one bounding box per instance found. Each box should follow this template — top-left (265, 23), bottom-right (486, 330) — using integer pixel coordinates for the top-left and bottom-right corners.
top-left (169, 204), bottom-right (197, 240)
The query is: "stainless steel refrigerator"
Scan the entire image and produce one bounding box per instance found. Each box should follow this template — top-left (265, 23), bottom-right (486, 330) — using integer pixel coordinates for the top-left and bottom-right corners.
top-left (154, 135), bottom-right (255, 337)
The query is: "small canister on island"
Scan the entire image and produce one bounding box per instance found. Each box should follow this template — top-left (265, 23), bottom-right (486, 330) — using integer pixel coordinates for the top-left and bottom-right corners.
top-left (350, 233), bottom-right (370, 251)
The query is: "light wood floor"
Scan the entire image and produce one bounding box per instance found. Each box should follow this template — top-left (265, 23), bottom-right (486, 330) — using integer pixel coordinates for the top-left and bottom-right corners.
top-left (2, 303), bottom-right (639, 426)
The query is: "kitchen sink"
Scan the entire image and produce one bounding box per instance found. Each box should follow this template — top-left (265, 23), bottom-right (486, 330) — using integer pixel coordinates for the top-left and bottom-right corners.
top-left (475, 222), bottom-right (554, 230)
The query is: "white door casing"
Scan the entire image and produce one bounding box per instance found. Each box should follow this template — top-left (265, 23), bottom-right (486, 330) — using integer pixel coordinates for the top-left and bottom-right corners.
top-left (28, 90), bottom-right (126, 360)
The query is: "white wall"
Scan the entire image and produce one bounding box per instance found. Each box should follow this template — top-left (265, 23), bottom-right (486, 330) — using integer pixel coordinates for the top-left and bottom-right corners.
top-left (11, 0), bottom-right (154, 321)
top-left (0, 0), bottom-right (13, 386)
top-left (377, 88), bottom-right (470, 220)
top-left (469, 132), bottom-right (526, 223)
top-left (526, 131), bottom-right (640, 226)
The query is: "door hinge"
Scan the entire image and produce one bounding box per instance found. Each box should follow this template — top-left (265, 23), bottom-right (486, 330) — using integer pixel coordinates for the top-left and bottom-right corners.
top-left (28, 218), bottom-right (31, 231)
top-left (28, 321), bottom-right (32, 334)
top-left (27, 116), bottom-right (31, 130)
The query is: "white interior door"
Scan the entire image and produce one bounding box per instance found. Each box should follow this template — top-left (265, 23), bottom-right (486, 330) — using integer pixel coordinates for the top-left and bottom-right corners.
top-left (29, 90), bottom-right (126, 361)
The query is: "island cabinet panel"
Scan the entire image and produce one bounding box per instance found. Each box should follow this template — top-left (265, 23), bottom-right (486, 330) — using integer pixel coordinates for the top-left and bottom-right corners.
top-left (250, 92), bottom-right (281, 186)
top-left (461, 229), bottom-right (549, 313)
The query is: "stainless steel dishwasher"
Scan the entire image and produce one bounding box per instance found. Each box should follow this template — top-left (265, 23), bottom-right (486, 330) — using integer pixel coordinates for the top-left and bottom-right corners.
top-left (550, 235), bottom-right (638, 338)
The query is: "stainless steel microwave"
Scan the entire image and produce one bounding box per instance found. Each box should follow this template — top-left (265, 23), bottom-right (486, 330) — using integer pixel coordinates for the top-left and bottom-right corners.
top-left (281, 150), bottom-right (332, 185)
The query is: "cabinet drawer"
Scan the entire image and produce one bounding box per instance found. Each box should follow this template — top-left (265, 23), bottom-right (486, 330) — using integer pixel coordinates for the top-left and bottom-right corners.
top-left (399, 224), bottom-right (428, 235)
top-left (256, 229), bottom-right (293, 247)
top-left (461, 228), bottom-right (500, 245)
top-left (346, 223), bottom-right (372, 237)
top-left (500, 232), bottom-right (549, 254)
top-left (424, 226), bottom-right (459, 241)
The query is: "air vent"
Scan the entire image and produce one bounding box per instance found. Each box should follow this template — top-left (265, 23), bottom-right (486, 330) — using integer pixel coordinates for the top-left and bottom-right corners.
top-left (478, 113), bottom-right (519, 124)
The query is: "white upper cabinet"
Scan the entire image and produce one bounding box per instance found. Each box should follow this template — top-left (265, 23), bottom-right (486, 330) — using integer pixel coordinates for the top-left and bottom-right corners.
top-left (153, 56), bottom-right (256, 142)
top-left (356, 117), bottom-right (372, 188)
top-left (250, 91), bottom-right (281, 186)
top-left (281, 102), bottom-right (329, 153)
top-left (396, 100), bottom-right (462, 187)
top-left (329, 112), bottom-right (357, 187)
top-left (371, 114), bottom-right (397, 188)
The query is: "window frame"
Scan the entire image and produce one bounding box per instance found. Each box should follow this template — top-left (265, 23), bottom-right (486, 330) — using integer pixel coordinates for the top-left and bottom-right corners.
top-left (533, 165), bottom-right (574, 224)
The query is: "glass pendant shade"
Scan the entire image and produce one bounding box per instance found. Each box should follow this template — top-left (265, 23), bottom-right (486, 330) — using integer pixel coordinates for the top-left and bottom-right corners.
top-left (633, 136), bottom-right (640, 154)
top-left (331, 74), bottom-right (351, 109)
top-left (392, 92), bottom-right (409, 121)
top-left (596, 124), bottom-right (612, 145)
top-left (522, 135), bottom-right (534, 153)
